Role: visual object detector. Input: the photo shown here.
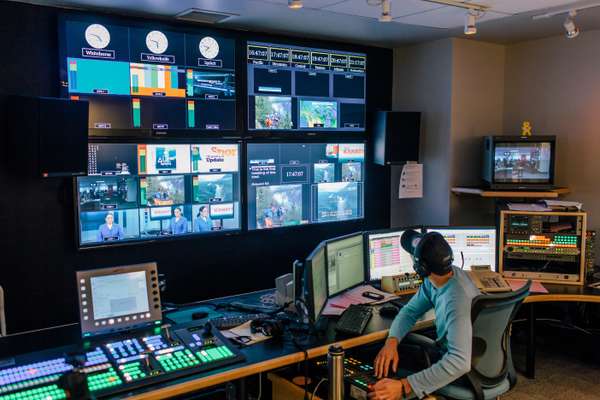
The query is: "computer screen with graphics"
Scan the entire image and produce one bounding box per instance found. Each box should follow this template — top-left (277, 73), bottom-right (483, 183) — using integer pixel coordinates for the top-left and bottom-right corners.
top-left (425, 227), bottom-right (497, 271)
top-left (77, 142), bottom-right (241, 248)
top-left (368, 230), bottom-right (415, 280)
top-left (246, 143), bottom-right (365, 230)
top-left (60, 17), bottom-right (236, 133)
top-left (247, 41), bottom-right (366, 132)
top-left (326, 233), bottom-right (365, 297)
top-left (76, 262), bottom-right (161, 336)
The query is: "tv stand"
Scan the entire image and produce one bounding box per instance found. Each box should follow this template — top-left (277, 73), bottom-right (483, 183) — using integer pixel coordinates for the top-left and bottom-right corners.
top-left (451, 186), bottom-right (570, 199)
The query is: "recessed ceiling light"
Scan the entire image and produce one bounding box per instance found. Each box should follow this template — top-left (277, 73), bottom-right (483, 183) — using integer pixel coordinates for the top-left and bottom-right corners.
top-left (564, 11), bottom-right (580, 39)
top-left (379, 0), bottom-right (392, 22)
top-left (464, 11), bottom-right (477, 35)
top-left (288, 0), bottom-right (303, 9)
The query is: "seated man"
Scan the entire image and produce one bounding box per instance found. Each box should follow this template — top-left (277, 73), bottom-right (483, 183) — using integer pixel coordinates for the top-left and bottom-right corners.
top-left (370, 230), bottom-right (480, 400)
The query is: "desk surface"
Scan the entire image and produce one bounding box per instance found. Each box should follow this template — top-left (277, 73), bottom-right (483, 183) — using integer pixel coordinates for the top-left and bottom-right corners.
top-left (1, 283), bottom-right (599, 399)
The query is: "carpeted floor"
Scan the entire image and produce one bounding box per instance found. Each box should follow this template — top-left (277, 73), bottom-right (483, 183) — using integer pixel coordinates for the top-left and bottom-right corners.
top-left (503, 346), bottom-right (600, 400)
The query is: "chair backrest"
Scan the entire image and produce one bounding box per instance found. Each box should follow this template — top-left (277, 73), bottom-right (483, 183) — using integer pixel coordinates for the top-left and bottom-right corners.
top-left (469, 281), bottom-right (531, 387)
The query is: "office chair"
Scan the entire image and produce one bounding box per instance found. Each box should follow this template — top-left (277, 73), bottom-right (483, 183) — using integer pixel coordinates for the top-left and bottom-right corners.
top-left (403, 281), bottom-right (531, 400)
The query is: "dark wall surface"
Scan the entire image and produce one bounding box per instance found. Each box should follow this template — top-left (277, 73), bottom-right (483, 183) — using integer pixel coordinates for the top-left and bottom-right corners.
top-left (0, 2), bottom-right (392, 333)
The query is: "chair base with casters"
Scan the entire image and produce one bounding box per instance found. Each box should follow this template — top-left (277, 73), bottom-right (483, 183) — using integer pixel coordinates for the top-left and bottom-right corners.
top-left (395, 281), bottom-right (532, 400)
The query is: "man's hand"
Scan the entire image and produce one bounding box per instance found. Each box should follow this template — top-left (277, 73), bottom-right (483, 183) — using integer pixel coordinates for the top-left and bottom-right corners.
top-left (367, 378), bottom-right (412, 400)
top-left (374, 337), bottom-right (399, 378)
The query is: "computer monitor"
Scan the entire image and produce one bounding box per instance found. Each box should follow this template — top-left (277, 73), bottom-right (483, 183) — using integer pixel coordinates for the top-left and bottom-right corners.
top-left (367, 229), bottom-right (415, 280)
top-left (76, 262), bottom-right (162, 337)
top-left (326, 233), bottom-right (366, 297)
top-left (305, 243), bottom-right (328, 324)
top-left (424, 227), bottom-right (497, 271)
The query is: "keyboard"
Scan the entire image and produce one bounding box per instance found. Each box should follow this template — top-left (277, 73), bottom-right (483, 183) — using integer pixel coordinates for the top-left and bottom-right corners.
top-left (209, 313), bottom-right (270, 330)
top-left (335, 305), bottom-right (373, 336)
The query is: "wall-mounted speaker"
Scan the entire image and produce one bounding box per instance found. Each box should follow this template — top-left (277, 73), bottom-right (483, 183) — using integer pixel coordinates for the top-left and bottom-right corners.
top-left (372, 111), bottom-right (421, 166)
top-left (6, 96), bottom-right (88, 178)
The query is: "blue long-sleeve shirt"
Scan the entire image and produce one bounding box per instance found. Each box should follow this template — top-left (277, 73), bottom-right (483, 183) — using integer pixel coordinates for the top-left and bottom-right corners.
top-left (170, 217), bottom-right (188, 235)
top-left (195, 216), bottom-right (213, 232)
top-left (389, 266), bottom-right (480, 398)
top-left (96, 223), bottom-right (124, 242)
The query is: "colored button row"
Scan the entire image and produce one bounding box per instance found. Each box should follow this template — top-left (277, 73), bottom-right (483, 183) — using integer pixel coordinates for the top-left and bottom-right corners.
top-left (157, 350), bottom-right (200, 372)
top-left (196, 346), bottom-right (234, 363)
top-left (0, 384), bottom-right (66, 400)
top-left (0, 374), bottom-right (61, 395)
top-left (87, 369), bottom-right (123, 392)
top-left (0, 359), bottom-right (71, 386)
top-left (118, 362), bottom-right (147, 382)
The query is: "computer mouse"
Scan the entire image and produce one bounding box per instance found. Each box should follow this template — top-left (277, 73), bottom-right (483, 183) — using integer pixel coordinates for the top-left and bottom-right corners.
top-left (379, 305), bottom-right (399, 318)
top-left (191, 311), bottom-right (209, 320)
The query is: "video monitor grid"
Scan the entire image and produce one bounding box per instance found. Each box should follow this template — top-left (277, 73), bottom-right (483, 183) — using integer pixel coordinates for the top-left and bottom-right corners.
top-left (247, 143), bottom-right (365, 230)
top-left (247, 41), bottom-right (366, 132)
top-left (61, 18), bottom-right (236, 131)
top-left (77, 143), bottom-right (241, 248)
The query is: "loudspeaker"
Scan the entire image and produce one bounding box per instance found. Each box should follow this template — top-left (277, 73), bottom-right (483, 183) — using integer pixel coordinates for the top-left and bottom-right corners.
top-left (6, 96), bottom-right (88, 178)
top-left (372, 111), bottom-right (420, 165)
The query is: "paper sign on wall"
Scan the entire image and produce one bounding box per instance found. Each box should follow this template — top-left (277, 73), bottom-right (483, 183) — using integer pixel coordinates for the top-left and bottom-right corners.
top-left (399, 163), bottom-right (423, 199)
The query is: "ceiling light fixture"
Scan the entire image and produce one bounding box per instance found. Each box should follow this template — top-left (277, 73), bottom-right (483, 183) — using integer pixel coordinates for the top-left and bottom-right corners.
top-left (563, 10), bottom-right (580, 39)
top-left (379, 0), bottom-right (392, 22)
top-left (464, 10), bottom-right (477, 35)
top-left (288, 0), bottom-right (303, 10)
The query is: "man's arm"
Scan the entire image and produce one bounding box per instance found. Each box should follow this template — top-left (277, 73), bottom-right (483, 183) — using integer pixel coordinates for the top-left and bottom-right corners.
top-left (388, 285), bottom-right (433, 342)
top-left (406, 298), bottom-right (472, 398)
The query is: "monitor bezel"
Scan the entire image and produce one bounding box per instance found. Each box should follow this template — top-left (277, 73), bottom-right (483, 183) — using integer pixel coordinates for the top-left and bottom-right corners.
top-left (305, 241), bottom-right (327, 324)
top-left (245, 39), bottom-right (367, 135)
top-left (58, 11), bottom-right (242, 139)
top-left (422, 225), bottom-right (498, 272)
top-left (245, 140), bottom-right (368, 233)
top-left (76, 262), bottom-right (161, 337)
top-left (74, 139), bottom-right (244, 250)
top-left (325, 231), bottom-right (366, 298)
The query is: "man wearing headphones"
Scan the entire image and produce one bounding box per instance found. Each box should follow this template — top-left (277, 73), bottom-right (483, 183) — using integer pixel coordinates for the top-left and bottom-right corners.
top-left (369, 229), bottom-right (480, 400)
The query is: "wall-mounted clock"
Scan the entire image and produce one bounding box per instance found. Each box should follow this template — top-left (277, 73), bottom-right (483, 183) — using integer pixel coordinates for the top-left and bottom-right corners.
top-left (85, 24), bottom-right (110, 49)
top-left (199, 36), bottom-right (219, 59)
top-left (146, 30), bottom-right (169, 54)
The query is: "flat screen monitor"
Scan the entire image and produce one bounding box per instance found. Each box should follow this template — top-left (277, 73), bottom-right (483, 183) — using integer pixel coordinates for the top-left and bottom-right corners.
top-left (305, 243), bottom-right (327, 324)
top-left (367, 230), bottom-right (415, 280)
top-left (247, 41), bottom-right (366, 132)
top-left (424, 227), bottom-right (497, 271)
top-left (76, 262), bottom-right (161, 337)
top-left (77, 142), bottom-right (241, 248)
top-left (246, 143), bottom-right (365, 230)
top-left (482, 136), bottom-right (556, 189)
top-left (326, 233), bottom-right (365, 297)
top-left (59, 17), bottom-right (236, 134)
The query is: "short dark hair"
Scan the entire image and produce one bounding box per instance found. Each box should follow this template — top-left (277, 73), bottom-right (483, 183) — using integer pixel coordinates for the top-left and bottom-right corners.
top-left (174, 207), bottom-right (182, 213)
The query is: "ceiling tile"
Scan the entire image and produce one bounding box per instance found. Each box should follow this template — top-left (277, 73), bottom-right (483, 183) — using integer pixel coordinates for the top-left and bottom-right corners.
top-left (322, 0), bottom-right (443, 19)
top-left (394, 5), bottom-right (506, 28)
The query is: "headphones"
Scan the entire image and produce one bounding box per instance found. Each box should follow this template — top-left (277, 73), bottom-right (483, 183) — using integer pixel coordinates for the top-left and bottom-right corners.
top-left (250, 318), bottom-right (284, 338)
top-left (412, 232), bottom-right (454, 278)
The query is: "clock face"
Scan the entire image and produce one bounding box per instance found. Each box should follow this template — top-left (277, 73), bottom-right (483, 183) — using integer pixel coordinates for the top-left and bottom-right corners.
top-left (145, 30), bottom-right (169, 54)
top-left (85, 24), bottom-right (110, 49)
top-left (199, 37), bottom-right (219, 59)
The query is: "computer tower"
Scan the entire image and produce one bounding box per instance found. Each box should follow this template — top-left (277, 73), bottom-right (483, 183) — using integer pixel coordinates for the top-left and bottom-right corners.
top-left (372, 111), bottom-right (420, 166)
top-left (5, 95), bottom-right (89, 178)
